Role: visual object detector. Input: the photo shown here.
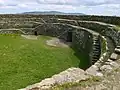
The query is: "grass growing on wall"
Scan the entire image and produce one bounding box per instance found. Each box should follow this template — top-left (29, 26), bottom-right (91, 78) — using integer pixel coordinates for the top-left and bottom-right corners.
top-left (0, 34), bottom-right (88, 90)
top-left (101, 38), bottom-right (107, 54)
top-left (113, 25), bottom-right (120, 31)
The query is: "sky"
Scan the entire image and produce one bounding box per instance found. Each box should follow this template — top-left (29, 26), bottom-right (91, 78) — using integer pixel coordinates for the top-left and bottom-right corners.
top-left (0, 0), bottom-right (120, 16)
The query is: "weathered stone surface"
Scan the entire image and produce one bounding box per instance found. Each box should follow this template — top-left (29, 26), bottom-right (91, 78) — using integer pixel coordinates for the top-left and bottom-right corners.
top-left (116, 46), bottom-right (120, 48)
top-left (107, 59), bottom-right (113, 62)
top-left (46, 38), bottom-right (70, 47)
top-left (100, 65), bottom-right (112, 72)
top-left (110, 53), bottom-right (118, 60)
top-left (109, 61), bottom-right (119, 68)
top-left (86, 65), bottom-right (103, 77)
top-left (115, 48), bottom-right (120, 54)
top-left (20, 67), bottom-right (89, 90)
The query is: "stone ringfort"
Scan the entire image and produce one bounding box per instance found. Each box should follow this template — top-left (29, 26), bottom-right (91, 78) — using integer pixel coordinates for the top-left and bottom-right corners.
top-left (0, 14), bottom-right (120, 90)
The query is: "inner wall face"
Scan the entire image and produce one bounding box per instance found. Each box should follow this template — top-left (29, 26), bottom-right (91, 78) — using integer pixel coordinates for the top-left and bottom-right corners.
top-left (72, 29), bottom-right (93, 70)
top-left (35, 24), bottom-right (92, 69)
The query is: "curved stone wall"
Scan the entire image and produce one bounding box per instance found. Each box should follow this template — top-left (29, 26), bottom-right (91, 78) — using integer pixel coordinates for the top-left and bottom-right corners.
top-left (0, 14), bottom-right (120, 90)
top-left (0, 14), bottom-right (120, 67)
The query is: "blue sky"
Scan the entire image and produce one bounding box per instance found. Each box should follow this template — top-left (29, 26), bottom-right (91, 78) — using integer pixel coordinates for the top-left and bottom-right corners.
top-left (0, 0), bottom-right (120, 16)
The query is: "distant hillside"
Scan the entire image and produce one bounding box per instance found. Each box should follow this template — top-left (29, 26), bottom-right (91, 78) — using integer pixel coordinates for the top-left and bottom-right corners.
top-left (22, 11), bottom-right (85, 15)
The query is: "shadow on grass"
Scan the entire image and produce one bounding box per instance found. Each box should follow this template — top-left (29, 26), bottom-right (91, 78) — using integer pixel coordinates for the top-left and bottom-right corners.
top-left (71, 46), bottom-right (91, 70)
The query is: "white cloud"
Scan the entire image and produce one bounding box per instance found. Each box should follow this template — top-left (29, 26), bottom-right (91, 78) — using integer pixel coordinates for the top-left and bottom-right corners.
top-left (0, 0), bottom-right (119, 16)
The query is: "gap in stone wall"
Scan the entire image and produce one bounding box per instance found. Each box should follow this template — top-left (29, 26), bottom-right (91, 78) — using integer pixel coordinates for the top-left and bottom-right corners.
top-left (67, 31), bottom-right (72, 42)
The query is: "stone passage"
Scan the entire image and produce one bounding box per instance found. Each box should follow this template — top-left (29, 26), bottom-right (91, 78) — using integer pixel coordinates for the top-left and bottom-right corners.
top-left (67, 31), bottom-right (72, 42)
top-left (34, 31), bottom-right (38, 36)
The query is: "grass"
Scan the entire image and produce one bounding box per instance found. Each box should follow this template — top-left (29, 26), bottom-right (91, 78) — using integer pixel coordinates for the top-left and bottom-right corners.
top-left (101, 37), bottom-right (107, 54)
top-left (0, 34), bottom-right (88, 90)
top-left (113, 25), bottom-right (120, 31)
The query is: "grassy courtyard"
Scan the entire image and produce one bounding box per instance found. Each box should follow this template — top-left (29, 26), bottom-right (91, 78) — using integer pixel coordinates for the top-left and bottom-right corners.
top-left (0, 34), bottom-right (88, 90)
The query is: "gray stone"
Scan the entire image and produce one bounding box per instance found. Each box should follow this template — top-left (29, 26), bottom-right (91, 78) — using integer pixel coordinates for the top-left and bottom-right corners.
top-left (100, 65), bottom-right (112, 72)
top-left (115, 48), bottom-right (120, 54)
top-left (20, 67), bottom-right (89, 90)
top-left (86, 65), bottom-right (100, 76)
top-left (116, 46), bottom-right (120, 49)
top-left (107, 59), bottom-right (113, 62)
top-left (52, 67), bottom-right (89, 84)
top-left (110, 53), bottom-right (118, 60)
top-left (96, 72), bottom-right (103, 77)
top-left (109, 61), bottom-right (119, 68)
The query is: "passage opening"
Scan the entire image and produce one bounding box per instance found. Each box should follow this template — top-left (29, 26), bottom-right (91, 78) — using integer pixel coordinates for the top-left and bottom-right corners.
top-left (34, 31), bottom-right (38, 36)
top-left (67, 31), bottom-right (72, 42)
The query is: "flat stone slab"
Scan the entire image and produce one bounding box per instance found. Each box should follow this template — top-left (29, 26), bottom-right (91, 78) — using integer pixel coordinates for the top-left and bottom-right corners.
top-left (115, 48), bottom-right (120, 54)
top-left (86, 65), bottom-right (103, 77)
top-left (116, 46), bottom-right (120, 49)
top-left (46, 38), bottom-right (71, 47)
top-left (110, 53), bottom-right (118, 60)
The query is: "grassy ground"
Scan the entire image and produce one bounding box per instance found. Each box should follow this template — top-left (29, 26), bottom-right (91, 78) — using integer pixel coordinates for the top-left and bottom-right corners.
top-left (101, 37), bottom-right (106, 54)
top-left (0, 34), bottom-right (87, 90)
top-left (114, 25), bottom-right (120, 31)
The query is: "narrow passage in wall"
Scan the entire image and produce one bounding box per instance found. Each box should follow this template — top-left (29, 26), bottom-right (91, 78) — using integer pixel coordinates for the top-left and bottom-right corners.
top-left (67, 31), bottom-right (72, 42)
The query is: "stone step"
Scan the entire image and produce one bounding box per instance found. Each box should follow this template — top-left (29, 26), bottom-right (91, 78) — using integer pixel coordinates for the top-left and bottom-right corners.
top-left (94, 39), bottom-right (99, 41)
top-left (93, 47), bottom-right (100, 49)
top-left (92, 36), bottom-right (101, 65)
top-left (92, 59), bottom-right (98, 62)
top-left (93, 44), bottom-right (100, 46)
top-left (93, 43), bottom-right (99, 45)
top-left (93, 47), bottom-right (100, 50)
top-left (92, 56), bottom-right (99, 59)
top-left (93, 55), bottom-right (100, 58)
top-left (116, 46), bottom-right (120, 49)
top-left (93, 52), bottom-right (100, 54)
top-left (93, 50), bottom-right (100, 52)
top-left (94, 44), bottom-right (100, 46)
top-left (93, 41), bottom-right (99, 44)
top-left (93, 49), bottom-right (100, 51)
top-left (115, 48), bottom-right (120, 54)
top-left (93, 37), bottom-right (98, 39)
top-left (92, 60), bottom-right (98, 64)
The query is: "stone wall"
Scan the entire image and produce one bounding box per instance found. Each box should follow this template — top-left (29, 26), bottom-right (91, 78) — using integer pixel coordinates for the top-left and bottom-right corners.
top-left (72, 28), bottom-right (93, 54)
top-left (34, 23), bottom-right (72, 40)
top-left (77, 22), bottom-right (120, 47)
top-left (35, 23), bottom-right (93, 52)
top-left (34, 23), bottom-right (93, 66)
top-left (103, 27), bottom-right (120, 46)
top-left (0, 15), bottom-right (119, 67)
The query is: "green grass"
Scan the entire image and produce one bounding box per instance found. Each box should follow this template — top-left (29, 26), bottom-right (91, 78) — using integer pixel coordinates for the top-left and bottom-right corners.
top-left (114, 25), bottom-right (120, 31)
top-left (0, 34), bottom-right (88, 90)
top-left (101, 38), bottom-right (107, 54)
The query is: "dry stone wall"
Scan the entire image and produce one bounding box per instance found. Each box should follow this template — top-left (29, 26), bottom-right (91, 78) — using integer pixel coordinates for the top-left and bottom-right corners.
top-left (72, 28), bottom-right (93, 55)
top-left (35, 23), bottom-right (93, 59)
top-left (0, 14), bottom-right (119, 66)
top-left (0, 14), bottom-right (120, 90)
